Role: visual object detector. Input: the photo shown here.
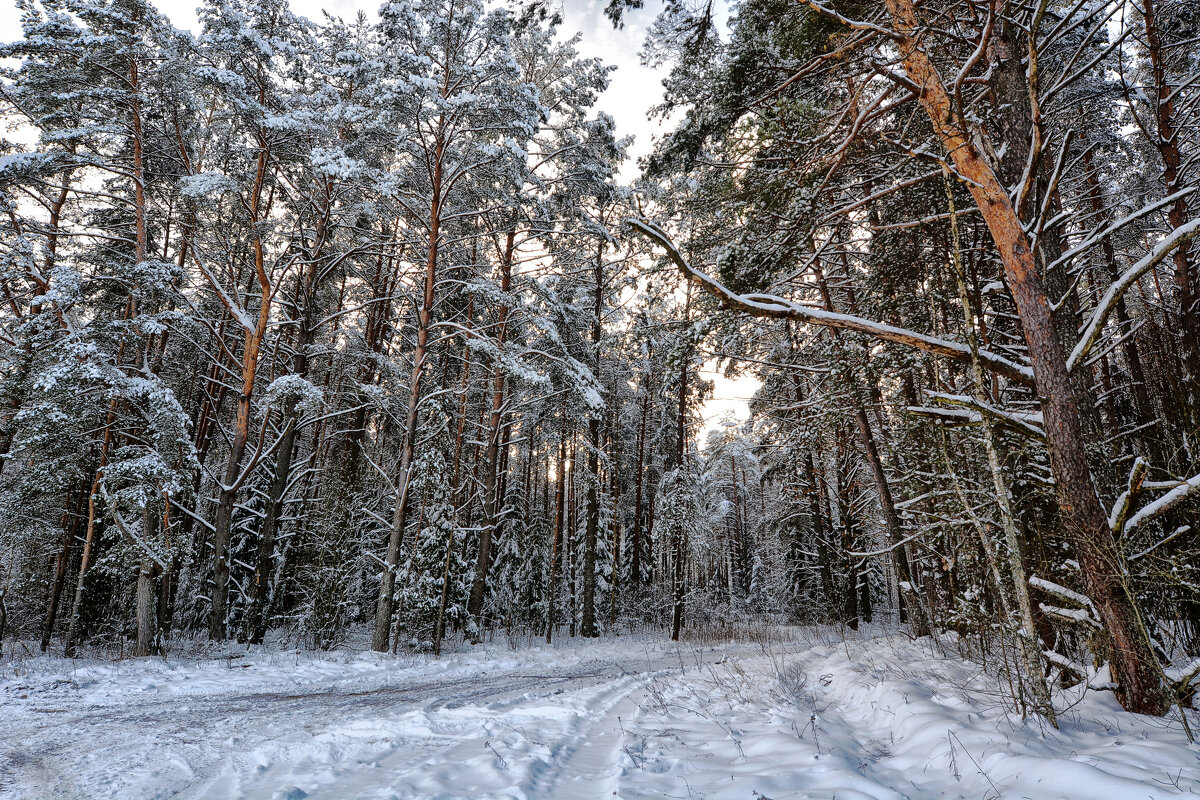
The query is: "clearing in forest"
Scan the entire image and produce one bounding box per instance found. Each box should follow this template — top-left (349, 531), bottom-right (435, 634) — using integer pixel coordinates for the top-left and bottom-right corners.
top-left (2, 626), bottom-right (1198, 799)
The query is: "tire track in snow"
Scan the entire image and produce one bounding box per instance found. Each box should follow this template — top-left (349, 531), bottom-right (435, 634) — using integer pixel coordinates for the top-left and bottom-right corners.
top-left (519, 674), bottom-right (645, 800)
top-left (183, 664), bottom-right (631, 800)
top-left (2, 643), bottom-right (768, 800)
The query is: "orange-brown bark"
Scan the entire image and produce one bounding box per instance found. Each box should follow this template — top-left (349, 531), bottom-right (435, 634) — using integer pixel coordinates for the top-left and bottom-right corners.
top-left (883, 0), bottom-right (1170, 715)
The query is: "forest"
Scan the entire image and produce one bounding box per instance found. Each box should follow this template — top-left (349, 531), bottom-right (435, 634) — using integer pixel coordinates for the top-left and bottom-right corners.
top-left (1, 0), bottom-right (1199, 741)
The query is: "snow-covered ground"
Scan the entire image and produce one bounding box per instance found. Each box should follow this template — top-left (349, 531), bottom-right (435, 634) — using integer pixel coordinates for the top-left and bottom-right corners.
top-left (2, 627), bottom-right (1198, 799)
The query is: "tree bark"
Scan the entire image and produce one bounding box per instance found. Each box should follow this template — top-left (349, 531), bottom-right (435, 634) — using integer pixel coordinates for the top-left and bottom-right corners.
top-left (1081, 149), bottom-right (1158, 447)
top-left (581, 242), bottom-right (605, 638)
top-left (884, 0), bottom-right (1170, 715)
top-left (946, 175), bottom-right (1056, 723)
top-left (242, 193), bottom-right (330, 644)
top-left (373, 125), bottom-right (445, 653)
top-left (811, 256), bottom-right (930, 635)
top-left (468, 229), bottom-right (516, 623)
top-left (547, 427), bottom-right (567, 643)
top-left (134, 510), bottom-right (159, 657)
top-left (670, 285), bottom-right (691, 642)
top-left (631, 383), bottom-right (649, 586)
top-left (64, 473), bottom-right (103, 657)
top-left (41, 487), bottom-right (84, 651)
top-left (1141, 0), bottom-right (1200, 399)
top-left (208, 133), bottom-right (273, 641)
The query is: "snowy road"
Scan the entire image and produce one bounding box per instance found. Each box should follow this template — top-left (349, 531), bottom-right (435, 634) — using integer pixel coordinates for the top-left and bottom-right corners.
top-left (4, 631), bottom-right (1200, 799)
top-left (1, 637), bottom-right (772, 800)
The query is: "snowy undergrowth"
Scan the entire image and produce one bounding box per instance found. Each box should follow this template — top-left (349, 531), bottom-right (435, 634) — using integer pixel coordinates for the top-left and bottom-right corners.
top-left (621, 633), bottom-right (1200, 799)
top-left (2, 627), bottom-right (1198, 799)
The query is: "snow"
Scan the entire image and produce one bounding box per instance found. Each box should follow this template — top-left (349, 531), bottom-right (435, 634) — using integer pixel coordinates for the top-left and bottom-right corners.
top-left (178, 172), bottom-right (237, 199)
top-left (3, 628), bottom-right (1198, 799)
top-left (261, 374), bottom-right (324, 417)
top-left (1029, 574), bottom-right (1096, 611)
top-left (1069, 216), bottom-right (1200, 372)
top-left (0, 151), bottom-right (54, 176)
top-left (1126, 472), bottom-right (1200, 534)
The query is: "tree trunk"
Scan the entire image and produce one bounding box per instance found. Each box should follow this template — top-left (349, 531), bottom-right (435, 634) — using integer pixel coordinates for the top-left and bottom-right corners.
top-left (810, 256), bottom-right (930, 635)
top-left (63, 401), bottom-right (119, 657)
top-left (207, 391), bottom-right (252, 640)
top-left (671, 285), bottom-right (691, 642)
top-left (242, 416), bottom-right (297, 644)
top-left (547, 428), bottom-right (567, 644)
top-left (64, 474), bottom-right (102, 657)
top-left (581, 241), bottom-right (605, 638)
top-left (468, 230), bottom-right (516, 623)
top-left (134, 509), bottom-right (159, 657)
top-left (631, 386), bottom-right (649, 586)
top-left (242, 196), bottom-right (329, 644)
top-left (432, 519), bottom-right (457, 656)
top-left (836, 438), bottom-right (859, 631)
top-left (373, 126), bottom-right (445, 653)
top-left (885, 0), bottom-right (1170, 715)
top-left (607, 405), bottom-right (621, 628)
top-left (1141, 0), bottom-right (1200, 401)
top-left (802, 449), bottom-right (833, 616)
top-left (1081, 150), bottom-right (1158, 447)
top-left (41, 486), bottom-right (84, 651)
top-left (208, 137), bottom-right (273, 641)
top-left (946, 177), bottom-right (1056, 723)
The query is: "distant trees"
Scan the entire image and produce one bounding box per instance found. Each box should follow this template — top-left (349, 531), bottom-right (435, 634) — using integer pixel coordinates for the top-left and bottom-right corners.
top-left (0, 0), bottom-right (761, 662)
top-left (631, 0), bottom-right (1200, 717)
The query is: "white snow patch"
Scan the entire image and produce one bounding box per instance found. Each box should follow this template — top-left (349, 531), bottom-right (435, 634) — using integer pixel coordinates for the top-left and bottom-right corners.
top-left (2, 628), bottom-right (1197, 799)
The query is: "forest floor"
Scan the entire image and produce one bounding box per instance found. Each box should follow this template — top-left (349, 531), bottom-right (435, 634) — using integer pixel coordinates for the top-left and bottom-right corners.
top-left (2, 624), bottom-right (1199, 800)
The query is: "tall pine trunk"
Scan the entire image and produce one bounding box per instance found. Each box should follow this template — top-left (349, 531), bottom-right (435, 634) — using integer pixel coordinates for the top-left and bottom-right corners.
top-left (1141, 0), bottom-right (1200, 404)
top-left (884, 0), bottom-right (1170, 715)
top-left (581, 242), bottom-right (605, 638)
top-left (242, 196), bottom-right (330, 644)
top-left (373, 128), bottom-right (445, 653)
top-left (547, 427), bottom-right (567, 643)
top-left (468, 230), bottom-right (516, 623)
top-left (208, 135), bottom-right (273, 641)
top-left (670, 285), bottom-right (691, 642)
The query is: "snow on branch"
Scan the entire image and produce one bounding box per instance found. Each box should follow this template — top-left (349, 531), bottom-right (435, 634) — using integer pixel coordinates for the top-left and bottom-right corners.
top-left (1046, 188), bottom-right (1195, 276)
top-left (1166, 658), bottom-right (1200, 689)
top-left (98, 486), bottom-right (170, 571)
top-left (190, 250), bottom-right (256, 335)
top-left (1030, 574), bottom-right (1096, 610)
top-left (1030, 574), bottom-right (1101, 628)
top-left (848, 527), bottom-right (927, 557)
top-left (626, 218), bottom-right (1035, 387)
top-left (798, 0), bottom-right (898, 38)
top-left (1068, 217), bottom-right (1200, 372)
top-left (1040, 604), bottom-right (1102, 628)
top-left (909, 392), bottom-right (1045, 440)
top-left (1043, 649), bottom-right (1118, 691)
top-left (1129, 525), bottom-right (1191, 562)
top-left (1108, 457), bottom-right (1148, 534)
top-left (1124, 471), bottom-right (1200, 534)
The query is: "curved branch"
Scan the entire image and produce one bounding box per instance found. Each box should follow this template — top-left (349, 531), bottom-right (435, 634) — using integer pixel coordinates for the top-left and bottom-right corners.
top-left (627, 217), bottom-right (1035, 387)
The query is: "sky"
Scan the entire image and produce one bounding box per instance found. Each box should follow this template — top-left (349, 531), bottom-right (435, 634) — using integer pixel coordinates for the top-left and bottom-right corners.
top-left (0, 0), bottom-right (759, 442)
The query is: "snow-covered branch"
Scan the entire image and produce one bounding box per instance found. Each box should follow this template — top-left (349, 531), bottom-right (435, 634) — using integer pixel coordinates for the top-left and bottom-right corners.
top-left (1108, 457), bottom-right (1147, 534)
top-left (627, 218), bottom-right (1035, 387)
top-left (1124, 472), bottom-right (1200, 534)
top-left (909, 392), bottom-right (1045, 441)
top-left (1068, 217), bottom-right (1200, 372)
top-left (1030, 574), bottom-right (1101, 628)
